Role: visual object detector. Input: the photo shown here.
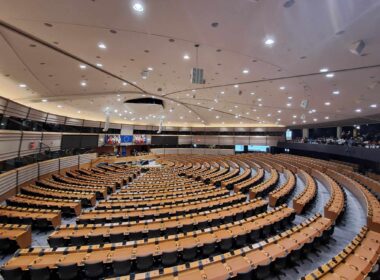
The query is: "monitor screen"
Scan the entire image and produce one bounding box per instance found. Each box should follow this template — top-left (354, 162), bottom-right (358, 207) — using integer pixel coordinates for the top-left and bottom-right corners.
top-left (120, 135), bottom-right (133, 143)
top-left (235, 145), bottom-right (244, 152)
top-left (248, 145), bottom-right (269, 152)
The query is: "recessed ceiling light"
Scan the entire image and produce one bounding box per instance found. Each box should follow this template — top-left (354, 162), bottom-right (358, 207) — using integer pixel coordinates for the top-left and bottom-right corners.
top-left (234, 84), bottom-right (239, 88)
top-left (19, 84), bottom-right (27, 88)
top-left (77, 110), bottom-right (81, 114)
top-left (288, 96), bottom-right (293, 100)
top-left (57, 105), bottom-right (63, 108)
top-left (114, 109), bottom-right (118, 113)
top-left (286, 103), bottom-right (292, 107)
top-left (117, 98), bottom-right (121, 102)
top-left (147, 67), bottom-right (153, 71)
top-left (258, 98), bottom-right (262, 102)
top-left (79, 64), bottom-right (87, 69)
top-left (277, 110), bottom-right (282, 113)
top-left (277, 118), bottom-right (281, 121)
top-left (180, 116), bottom-right (183, 119)
top-left (122, 82), bottom-right (127, 86)
top-left (332, 90), bottom-right (340, 95)
top-left (302, 120), bottom-right (307, 123)
top-left (258, 103), bottom-right (263, 107)
top-left (250, 92), bottom-right (255, 95)
top-left (242, 69), bottom-right (249, 74)
top-left (267, 113), bottom-right (271, 117)
top-left (320, 68), bottom-right (329, 73)
top-left (313, 118), bottom-right (318, 122)
top-left (183, 54), bottom-right (190, 60)
top-left (80, 81), bottom-right (87, 87)
top-left (96, 63), bottom-right (103, 67)
top-left (264, 38), bottom-right (275, 46)
top-left (216, 115), bottom-right (220, 119)
top-left (370, 104), bottom-right (377, 108)
top-left (279, 86), bottom-right (285, 90)
top-left (355, 108), bottom-right (362, 113)
top-left (98, 42), bottom-right (107, 49)
top-left (220, 91), bottom-right (225, 95)
top-left (293, 115), bottom-right (297, 118)
top-left (192, 89), bottom-right (196, 92)
top-left (133, 2), bottom-right (144, 12)
top-left (326, 73), bottom-right (335, 78)
top-left (292, 121), bottom-right (296, 125)
top-left (325, 116), bottom-right (329, 120)
top-left (41, 99), bottom-right (48, 102)
top-left (324, 102), bottom-right (331, 106)
top-left (234, 105), bottom-right (238, 108)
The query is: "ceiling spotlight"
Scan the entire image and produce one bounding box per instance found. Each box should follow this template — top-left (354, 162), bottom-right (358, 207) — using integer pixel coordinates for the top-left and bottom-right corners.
top-left (279, 86), bottom-right (285, 90)
top-left (133, 2), bottom-right (144, 12)
top-left (325, 73), bottom-right (335, 78)
top-left (183, 54), bottom-right (190, 60)
top-left (319, 68), bottom-right (329, 73)
top-left (79, 64), bottom-right (87, 69)
top-left (288, 96), bottom-right (293, 100)
top-left (302, 120), bottom-right (307, 123)
top-left (277, 110), bottom-right (282, 113)
top-left (370, 104), bottom-right (377, 108)
top-left (324, 102), bottom-right (331, 106)
top-left (313, 118), bottom-right (318, 122)
top-left (258, 98), bottom-right (262, 102)
top-left (122, 82), bottom-right (127, 86)
top-left (19, 84), bottom-right (27, 88)
top-left (250, 92), bottom-right (255, 95)
top-left (292, 121), bottom-right (296, 125)
top-left (147, 67), bottom-right (153, 71)
top-left (267, 113), bottom-right (271, 117)
top-left (264, 38), bottom-right (275, 46)
top-left (242, 69), bottom-right (249, 74)
top-left (114, 109), bottom-right (118, 113)
top-left (355, 108), bottom-right (362, 113)
top-left (77, 110), bottom-right (81, 114)
top-left (293, 115), bottom-right (297, 118)
top-left (277, 118), bottom-right (281, 121)
top-left (97, 42), bottom-right (107, 49)
top-left (332, 90), bottom-right (340, 95)
top-left (96, 63), bottom-right (103, 67)
top-left (41, 99), bottom-right (48, 102)
top-left (57, 105), bottom-right (63, 108)
top-left (325, 116), bottom-right (330, 120)
top-left (286, 103), bottom-right (292, 107)
top-left (216, 115), bottom-right (220, 119)
top-left (220, 91), bottom-right (225, 95)
top-left (234, 84), bottom-right (239, 88)
top-left (80, 81), bottom-right (87, 87)
top-left (180, 116), bottom-right (183, 119)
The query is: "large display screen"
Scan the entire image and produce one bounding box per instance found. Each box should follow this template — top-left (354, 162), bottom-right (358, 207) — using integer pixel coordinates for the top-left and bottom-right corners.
top-left (151, 136), bottom-right (178, 145)
top-left (248, 145), bottom-right (269, 152)
top-left (235, 145), bottom-right (244, 152)
top-left (61, 135), bottom-right (98, 149)
top-left (120, 135), bottom-right (133, 144)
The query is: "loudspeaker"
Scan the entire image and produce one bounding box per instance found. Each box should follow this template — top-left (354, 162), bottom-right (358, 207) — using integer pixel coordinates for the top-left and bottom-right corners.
top-left (191, 68), bottom-right (205, 84)
top-left (300, 99), bottom-right (309, 109)
top-left (349, 40), bottom-right (365, 56)
top-left (102, 115), bottom-right (110, 132)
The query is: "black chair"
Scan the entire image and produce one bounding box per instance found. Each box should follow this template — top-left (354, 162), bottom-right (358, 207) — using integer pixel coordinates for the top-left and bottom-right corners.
top-left (8, 216), bottom-right (21, 224)
top-left (29, 266), bottom-right (50, 280)
top-left (210, 219), bottom-right (221, 227)
top-left (0, 238), bottom-right (12, 252)
top-left (147, 229), bottom-right (161, 239)
top-left (0, 215), bottom-right (7, 224)
top-left (182, 224), bottom-right (194, 233)
top-left (182, 246), bottom-right (197, 262)
top-left (48, 236), bottom-right (66, 247)
top-left (165, 227), bottom-right (178, 236)
top-left (0, 266), bottom-right (23, 280)
top-left (22, 217), bottom-right (33, 225)
top-left (235, 233), bottom-right (248, 247)
top-left (223, 215), bottom-right (233, 224)
top-left (261, 224), bottom-right (272, 237)
top-left (35, 219), bottom-right (50, 229)
top-left (112, 257), bottom-right (132, 276)
top-left (161, 250), bottom-right (178, 267)
top-left (236, 269), bottom-right (253, 280)
top-left (110, 232), bottom-right (125, 243)
top-left (272, 256), bottom-right (287, 272)
top-left (197, 221), bottom-right (209, 230)
top-left (253, 264), bottom-right (271, 279)
top-left (70, 235), bottom-right (86, 246)
top-left (136, 254), bottom-right (154, 272)
top-left (235, 212), bottom-right (244, 221)
top-left (84, 260), bottom-right (104, 278)
top-left (57, 262), bottom-right (79, 280)
top-left (88, 234), bottom-right (104, 245)
top-left (129, 231), bottom-right (144, 241)
top-left (202, 242), bottom-right (215, 256)
top-left (219, 237), bottom-right (233, 252)
top-left (249, 230), bottom-right (260, 242)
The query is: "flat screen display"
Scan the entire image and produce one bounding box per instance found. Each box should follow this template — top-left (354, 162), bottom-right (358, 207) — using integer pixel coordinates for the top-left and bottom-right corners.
top-left (235, 145), bottom-right (244, 152)
top-left (248, 145), bottom-right (269, 152)
top-left (61, 135), bottom-right (98, 149)
top-left (120, 135), bottom-right (133, 143)
top-left (151, 136), bottom-right (178, 145)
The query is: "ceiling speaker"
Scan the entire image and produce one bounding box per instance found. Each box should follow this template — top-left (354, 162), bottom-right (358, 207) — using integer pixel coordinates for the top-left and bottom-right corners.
top-left (300, 99), bottom-right (309, 109)
top-left (349, 40), bottom-right (365, 56)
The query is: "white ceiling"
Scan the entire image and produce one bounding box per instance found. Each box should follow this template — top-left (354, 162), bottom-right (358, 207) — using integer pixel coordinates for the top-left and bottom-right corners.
top-left (0, 0), bottom-right (379, 127)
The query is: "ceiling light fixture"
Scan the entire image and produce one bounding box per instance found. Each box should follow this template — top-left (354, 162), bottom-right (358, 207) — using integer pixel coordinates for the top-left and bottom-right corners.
top-left (19, 84), bottom-right (27, 88)
top-left (370, 104), bottom-right (377, 108)
top-left (96, 63), bottom-right (103, 67)
top-left (79, 64), bottom-right (87, 69)
top-left (355, 108), bottom-right (362, 113)
top-left (147, 67), bottom-right (153, 71)
top-left (319, 68), bottom-right (329, 73)
top-left (264, 38), bottom-right (275, 46)
top-left (183, 54), bottom-right (190, 60)
top-left (333, 90), bottom-right (340, 95)
top-left (234, 84), bottom-right (239, 88)
top-left (242, 69), bottom-right (249, 74)
top-left (41, 99), bottom-right (48, 102)
top-left (80, 81), bottom-right (87, 87)
top-left (325, 116), bottom-right (329, 119)
top-left (326, 73), bottom-right (335, 78)
top-left (250, 92), bottom-right (255, 95)
top-left (133, 2), bottom-right (144, 12)
top-left (98, 42), bottom-right (107, 49)
top-left (279, 86), bottom-right (285, 90)
top-left (57, 105), bottom-right (63, 108)
top-left (324, 102), bottom-right (331, 106)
